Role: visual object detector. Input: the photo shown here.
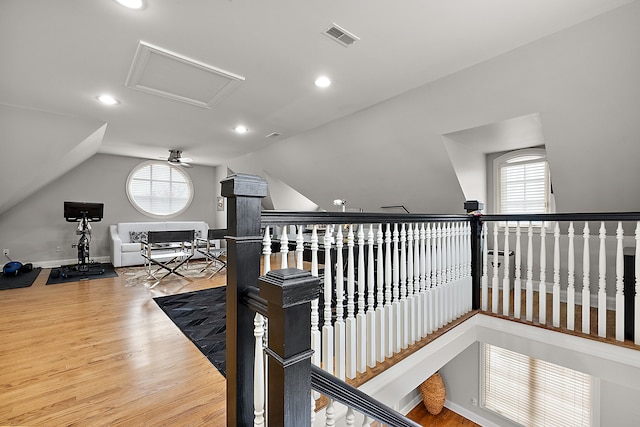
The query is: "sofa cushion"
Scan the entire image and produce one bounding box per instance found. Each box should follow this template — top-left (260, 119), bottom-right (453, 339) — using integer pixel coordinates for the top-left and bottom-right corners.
top-left (121, 243), bottom-right (141, 253)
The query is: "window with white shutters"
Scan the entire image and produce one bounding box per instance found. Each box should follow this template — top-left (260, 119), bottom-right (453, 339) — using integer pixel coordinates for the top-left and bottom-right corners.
top-left (483, 344), bottom-right (592, 427)
top-left (494, 149), bottom-right (551, 215)
top-left (126, 161), bottom-right (193, 217)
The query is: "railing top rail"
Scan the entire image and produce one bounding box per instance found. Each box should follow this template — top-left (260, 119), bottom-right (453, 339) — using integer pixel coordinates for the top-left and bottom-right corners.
top-left (261, 210), bottom-right (470, 226)
top-left (311, 365), bottom-right (421, 427)
top-left (481, 212), bottom-right (640, 222)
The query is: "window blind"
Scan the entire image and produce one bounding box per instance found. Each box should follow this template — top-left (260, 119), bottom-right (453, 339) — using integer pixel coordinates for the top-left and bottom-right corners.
top-left (499, 158), bottom-right (548, 214)
top-left (128, 163), bottom-right (191, 216)
top-left (484, 344), bottom-right (591, 427)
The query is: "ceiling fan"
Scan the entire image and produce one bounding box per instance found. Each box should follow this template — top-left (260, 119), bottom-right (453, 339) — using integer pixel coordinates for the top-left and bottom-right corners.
top-left (167, 149), bottom-right (193, 168)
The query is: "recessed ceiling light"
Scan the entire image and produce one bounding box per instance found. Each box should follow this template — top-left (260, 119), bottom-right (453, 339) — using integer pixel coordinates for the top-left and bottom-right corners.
top-left (315, 76), bottom-right (331, 88)
top-left (115, 0), bottom-right (145, 9)
top-left (97, 94), bottom-right (120, 105)
top-left (234, 125), bottom-right (249, 134)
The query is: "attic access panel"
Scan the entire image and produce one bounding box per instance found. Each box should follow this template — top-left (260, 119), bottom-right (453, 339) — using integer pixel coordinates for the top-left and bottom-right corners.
top-left (125, 41), bottom-right (245, 109)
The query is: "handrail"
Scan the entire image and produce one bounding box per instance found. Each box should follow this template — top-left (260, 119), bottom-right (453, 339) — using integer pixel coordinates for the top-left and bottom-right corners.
top-left (481, 212), bottom-right (640, 222)
top-left (261, 210), bottom-right (470, 226)
top-left (311, 365), bottom-right (422, 427)
top-left (243, 286), bottom-right (268, 317)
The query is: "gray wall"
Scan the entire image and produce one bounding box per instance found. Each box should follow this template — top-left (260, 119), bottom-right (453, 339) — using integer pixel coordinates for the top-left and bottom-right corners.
top-left (0, 153), bottom-right (219, 265)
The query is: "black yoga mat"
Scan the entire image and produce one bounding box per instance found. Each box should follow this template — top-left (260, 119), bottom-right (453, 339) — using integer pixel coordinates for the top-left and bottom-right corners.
top-left (46, 262), bottom-right (118, 285)
top-left (0, 267), bottom-right (42, 290)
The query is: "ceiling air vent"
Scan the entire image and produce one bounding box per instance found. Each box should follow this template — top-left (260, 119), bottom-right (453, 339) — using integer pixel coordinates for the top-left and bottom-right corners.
top-left (323, 23), bottom-right (359, 47)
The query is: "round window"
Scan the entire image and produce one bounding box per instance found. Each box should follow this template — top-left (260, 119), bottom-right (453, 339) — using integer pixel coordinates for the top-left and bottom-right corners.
top-left (126, 161), bottom-right (194, 217)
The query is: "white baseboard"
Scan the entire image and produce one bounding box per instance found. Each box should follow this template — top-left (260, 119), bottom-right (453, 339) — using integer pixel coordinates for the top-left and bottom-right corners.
top-left (444, 400), bottom-right (500, 427)
top-left (33, 256), bottom-right (111, 269)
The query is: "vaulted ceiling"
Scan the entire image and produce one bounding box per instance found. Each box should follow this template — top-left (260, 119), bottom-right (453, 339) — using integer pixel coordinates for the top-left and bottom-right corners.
top-left (0, 0), bottom-right (637, 214)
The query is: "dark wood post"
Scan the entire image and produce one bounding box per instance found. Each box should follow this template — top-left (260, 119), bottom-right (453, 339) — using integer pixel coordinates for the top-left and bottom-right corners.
top-left (260, 268), bottom-right (320, 427)
top-left (221, 173), bottom-right (268, 427)
top-left (465, 200), bottom-right (484, 310)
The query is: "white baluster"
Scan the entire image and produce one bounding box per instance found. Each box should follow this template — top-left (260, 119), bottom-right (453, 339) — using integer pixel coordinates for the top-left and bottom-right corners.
top-left (413, 224), bottom-right (421, 337)
top-left (361, 415), bottom-right (372, 427)
top-left (514, 222), bottom-right (522, 319)
top-left (635, 222), bottom-right (640, 345)
top-left (366, 225), bottom-right (376, 367)
top-left (335, 226), bottom-right (345, 379)
top-left (296, 225), bottom-right (304, 270)
top-left (262, 226), bottom-right (271, 275)
top-left (481, 224), bottom-right (488, 311)
top-left (616, 221), bottom-right (624, 341)
top-left (311, 226), bottom-right (321, 367)
top-left (539, 224), bottom-right (547, 325)
top-left (503, 224), bottom-right (510, 317)
top-left (325, 398), bottom-right (335, 427)
top-left (582, 222), bottom-right (591, 335)
top-left (567, 222), bottom-right (575, 331)
top-left (323, 226), bottom-right (334, 374)
top-left (345, 407), bottom-right (355, 427)
top-left (443, 223), bottom-right (450, 324)
top-left (280, 225), bottom-right (289, 269)
top-left (376, 224), bottom-right (385, 363)
top-left (384, 224), bottom-right (394, 358)
top-left (400, 224), bottom-right (408, 349)
top-left (420, 223), bottom-right (428, 332)
top-left (407, 223), bottom-right (415, 344)
top-left (346, 225), bottom-right (356, 379)
top-left (392, 223), bottom-right (401, 353)
top-left (425, 223), bottom-right (433, 334)
top-left (553, 222), bottom-right (561, 328)
top-left (356, 225), bottom-right (366, 373)
top-left (526, 223), bottom-right (533, 322)
top-left (253, 313), bottom-right (265, 427)
top-left (435, 223), bottom-right (443, 328)
top-left (598, 222), bottom-right (607, 338)
top-left (492, 223), bottom-right (499, 314)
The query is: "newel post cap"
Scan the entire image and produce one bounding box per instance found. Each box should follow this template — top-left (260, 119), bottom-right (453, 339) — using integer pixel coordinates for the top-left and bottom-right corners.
top-left (259, 268), bottom-right (320, 308)
top-left (221, 173), bottom-right (268, 198)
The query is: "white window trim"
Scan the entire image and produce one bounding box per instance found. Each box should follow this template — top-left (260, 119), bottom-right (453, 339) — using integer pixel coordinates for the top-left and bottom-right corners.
top-left (126, 160), bottom-right (194, 218)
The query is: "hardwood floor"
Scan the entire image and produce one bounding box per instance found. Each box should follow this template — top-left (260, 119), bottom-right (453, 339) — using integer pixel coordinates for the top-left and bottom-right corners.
top-left (2, 261), bottom-right (635, 426)
top-left (406, 405), bottom-right (479, 427)
top-left (0, 263), bottom-right (226, 426)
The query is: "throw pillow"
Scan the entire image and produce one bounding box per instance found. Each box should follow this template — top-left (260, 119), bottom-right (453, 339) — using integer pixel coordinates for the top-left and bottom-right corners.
top-left (129, 231), bottom-right (148, 243)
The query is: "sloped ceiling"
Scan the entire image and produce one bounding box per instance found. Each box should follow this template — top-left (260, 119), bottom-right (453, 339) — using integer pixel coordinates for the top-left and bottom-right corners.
top-left (229, 2), bottom-right (640, 213)
top-left (0, 104), bottom-right (106, 214)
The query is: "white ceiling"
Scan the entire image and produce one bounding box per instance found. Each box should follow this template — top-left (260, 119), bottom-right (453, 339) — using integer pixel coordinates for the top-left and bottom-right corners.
top-left (1, 0), bottom-right (634, 167)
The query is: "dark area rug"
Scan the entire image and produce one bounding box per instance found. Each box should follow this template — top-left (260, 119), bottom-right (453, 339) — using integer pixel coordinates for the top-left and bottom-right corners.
top-left (154, 286), bottom-right (227, 377)
top-left (0, 267), bottom-right (42, 290)
top-left (46, 262), bottom-right (118, 285)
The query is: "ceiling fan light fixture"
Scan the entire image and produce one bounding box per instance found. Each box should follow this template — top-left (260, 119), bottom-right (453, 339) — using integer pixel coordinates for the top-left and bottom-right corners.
top-left (97, 94), bottom-right (120, 105)
top-left (115, 0), bottom-right (145, 10)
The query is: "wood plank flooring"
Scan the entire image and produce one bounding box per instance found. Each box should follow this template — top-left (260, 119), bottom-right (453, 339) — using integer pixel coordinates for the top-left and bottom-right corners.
top-left (0, 263), bottom-right (226, 426)
top-left (2, 260), bottom-right (635, 426)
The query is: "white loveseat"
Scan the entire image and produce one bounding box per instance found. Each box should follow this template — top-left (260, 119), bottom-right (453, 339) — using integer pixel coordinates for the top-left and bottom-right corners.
top-left (110, 221), bottom-right (210, 267)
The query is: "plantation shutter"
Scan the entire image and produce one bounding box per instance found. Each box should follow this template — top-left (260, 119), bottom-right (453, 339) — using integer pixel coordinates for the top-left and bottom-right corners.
top-left (484, 344), bottom-right (591, 427)
top-left (499, 158), bottom-right (548, 214)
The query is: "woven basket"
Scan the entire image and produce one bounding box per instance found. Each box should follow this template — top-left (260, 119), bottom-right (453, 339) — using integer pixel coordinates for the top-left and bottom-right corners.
top-left (419, 372), bottom-right (446, 415)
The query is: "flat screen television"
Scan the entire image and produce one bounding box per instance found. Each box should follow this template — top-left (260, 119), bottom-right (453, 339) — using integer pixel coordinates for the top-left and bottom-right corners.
top-left (64, 201), bottom-right (104, 222)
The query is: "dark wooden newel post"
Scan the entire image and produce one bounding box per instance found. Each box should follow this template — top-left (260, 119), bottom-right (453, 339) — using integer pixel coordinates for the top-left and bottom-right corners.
top-left (221, 173), bottom-right (267, 427)
top-left (465, 200), bottom-right (484, 310)
top-left (260, 269), bottom-right (320, 427)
